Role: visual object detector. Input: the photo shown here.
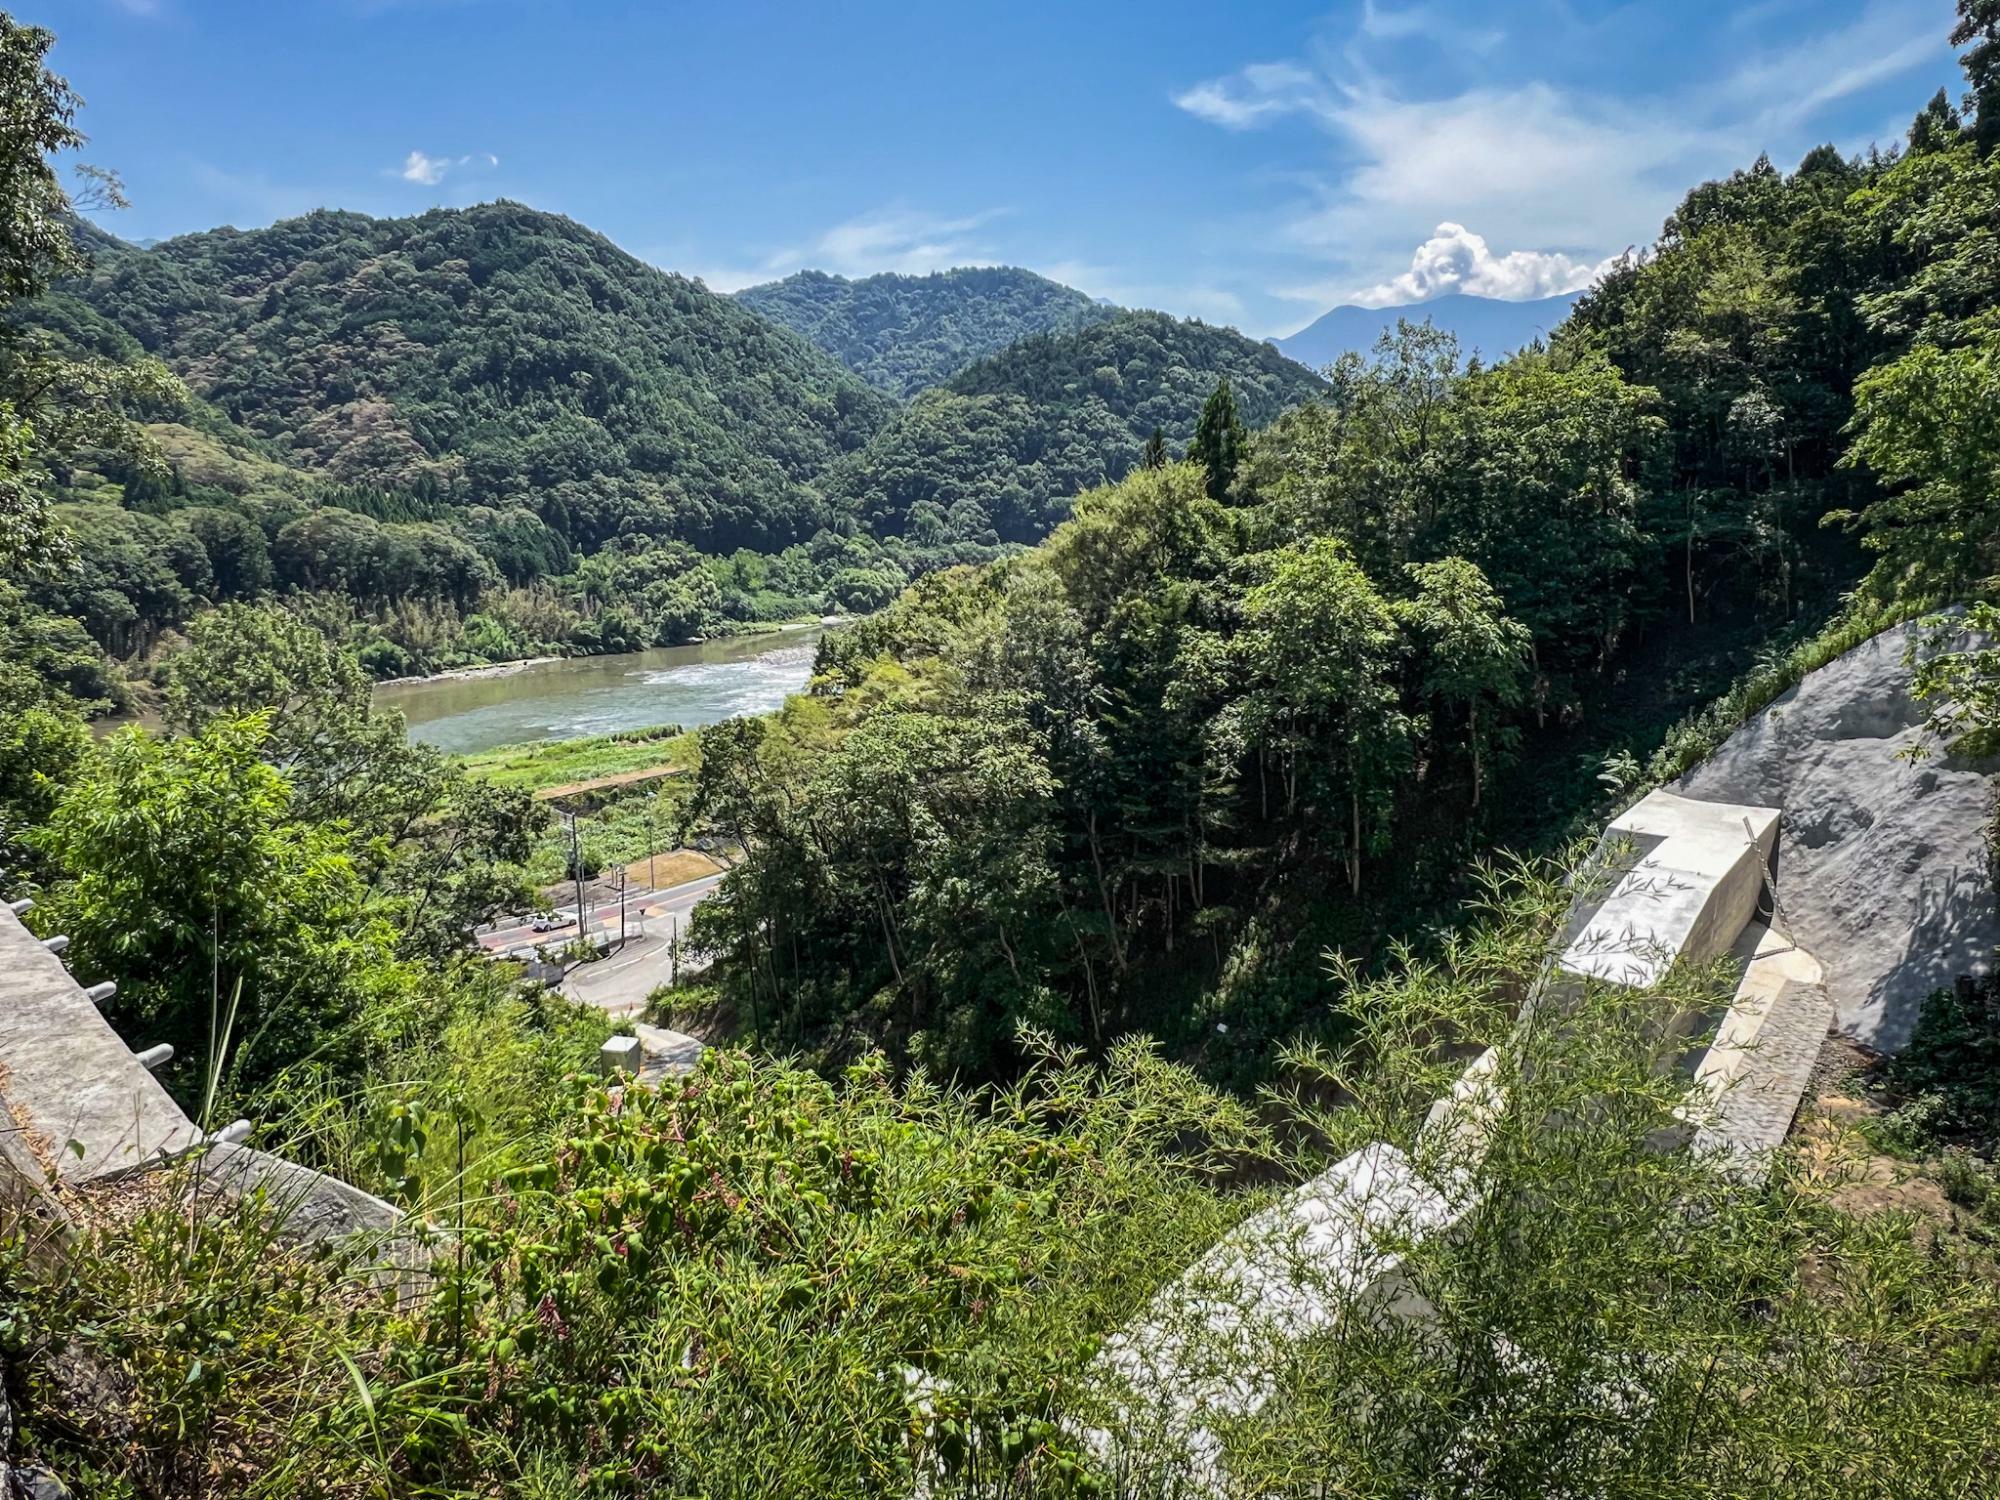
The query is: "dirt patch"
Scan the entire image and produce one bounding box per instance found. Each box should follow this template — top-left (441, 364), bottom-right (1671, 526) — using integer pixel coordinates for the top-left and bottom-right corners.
top-left (1793, 1108), bottom-right (1961, 1225)
top-left (539, 848), bottom-right (723, 909)
top-left (617, 850), bottom-right (721, 891)
top-left (1790, 1033), bottom-right (1967, 1236)
top-left (533, 763), bottom-right (687, 802)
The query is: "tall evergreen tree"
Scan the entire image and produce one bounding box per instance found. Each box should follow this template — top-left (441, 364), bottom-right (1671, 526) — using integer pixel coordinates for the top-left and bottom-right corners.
top-left (1142, 426), bottom-right (1168, 469)
top-left (1955, 0), bottom-right (2000, 153)
top-left (1187, 378), bottom-right (1246, 500)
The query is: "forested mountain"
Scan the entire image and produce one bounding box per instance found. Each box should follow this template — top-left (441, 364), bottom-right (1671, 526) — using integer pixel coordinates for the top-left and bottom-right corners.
top-left (1275, 290), bottom-right (1584, 369)
top-left (734, 265), bottom-right (1114, 397)
top-left (826, 309), bottom-right (1326, 540)
top-left (29, 203), bottom-right (895, 552)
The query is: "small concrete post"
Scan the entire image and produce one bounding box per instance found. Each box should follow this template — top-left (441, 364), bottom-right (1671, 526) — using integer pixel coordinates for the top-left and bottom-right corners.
top-left (599, 1034), bottom-right (643, 1078)
top-left (7, 897), bottom-right (31, 915)
top-left (135, 1043), bottom-right (173, 1071)
top-left (42, 935), bottom-right (68, 955)
top-left (84, 981), bottom-right (116, 1006)
top-left (211, 1119), bottom-right (252, 1145)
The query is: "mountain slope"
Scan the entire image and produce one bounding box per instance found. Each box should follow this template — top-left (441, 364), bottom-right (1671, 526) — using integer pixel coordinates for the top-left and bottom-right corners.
top-left (34, 204), bottom-right (895, 551)
top-left (735, 266), bottom-right (1115, 397)
top-left (828, 310), bottom-right (1326, 541)
top-left (1276, 291), bottom-right (1583, 370)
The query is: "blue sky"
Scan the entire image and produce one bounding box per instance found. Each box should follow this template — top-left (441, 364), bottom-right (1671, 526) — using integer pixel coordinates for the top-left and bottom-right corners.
top-left (50, 0), bottom-right (1966, 337)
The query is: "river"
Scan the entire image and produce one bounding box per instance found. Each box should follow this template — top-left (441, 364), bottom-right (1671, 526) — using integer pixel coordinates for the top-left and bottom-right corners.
top-left (373, 628), bottom-right (823, 753)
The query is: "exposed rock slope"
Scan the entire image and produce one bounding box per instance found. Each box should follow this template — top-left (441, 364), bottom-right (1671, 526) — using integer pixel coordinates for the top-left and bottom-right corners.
top-left (1675, 618), bottom-right (1997, 1050)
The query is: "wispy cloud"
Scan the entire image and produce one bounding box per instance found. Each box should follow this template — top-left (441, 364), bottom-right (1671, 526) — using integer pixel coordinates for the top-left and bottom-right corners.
top-left (395, 150), bottom-right (500, 188)
top-left (1359, 0), bottom-right (1503, 52)
top-left (1172, 63), bottom-right (1329, 131)
top-left (188, 161), bottom-right (332, 224)
top-left (689, 207), bottom-right (1006, 292)
top-left (1173, 0), bottom-right (1948, 308)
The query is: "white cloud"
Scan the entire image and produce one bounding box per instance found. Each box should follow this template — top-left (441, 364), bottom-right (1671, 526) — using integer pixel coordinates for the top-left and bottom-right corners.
top-left (1720, 0), bottom-right (1950, 129)
top-left (813, 208), bottom-right (1000, 277)
top-left (1036, 259), bottom-right (1246, 327)
top-left (396, 150), bottom-right (500, 188)
top-left (189, 161), bottom-right (331, 224)
top-left (1347, 222), bottom-right (1616, 307)
top-left (1171, 62), bottom-right (1329, 131)
top-left (1173, 0), bottom-right (1948, 308)
top-left (400, 150), bottom-right (448, 186)
top-left (1360, 0), bottom-right (1502, 52)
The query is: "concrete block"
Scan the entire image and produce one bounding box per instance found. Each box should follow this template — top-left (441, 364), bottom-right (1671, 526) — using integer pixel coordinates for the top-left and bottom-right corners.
top-left (599, 1034), bottom-right (643, 1077)
top-left (1558, 790), bottom-right (1778, 993)
top-left (633, 1022), bottom-right (705, 1079)
top-left (1092, 1142), bottom-right (1464, 1490)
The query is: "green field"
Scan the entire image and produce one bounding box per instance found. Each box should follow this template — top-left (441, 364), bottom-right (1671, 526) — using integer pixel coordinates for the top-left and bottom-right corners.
top-left (454, 723), bottom-right (699, 793)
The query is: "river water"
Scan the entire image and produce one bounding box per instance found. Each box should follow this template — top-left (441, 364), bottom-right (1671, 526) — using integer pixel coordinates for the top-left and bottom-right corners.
top-left (374, 628), bottom-right (823, 753)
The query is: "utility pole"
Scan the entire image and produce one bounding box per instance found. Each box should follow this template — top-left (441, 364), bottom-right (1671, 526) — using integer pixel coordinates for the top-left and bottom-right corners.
top-left (647, 789), bottom-right (658, 893)
top-left (567, 810), bottom-right (586, 943)
top-left (618, 866), bottom-right (628, 948)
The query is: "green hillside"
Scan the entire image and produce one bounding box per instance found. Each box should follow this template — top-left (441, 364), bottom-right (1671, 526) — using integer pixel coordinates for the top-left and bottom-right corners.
top-left (32, 203), bottom-right (895, 552)
top-left (827, 309), bottom-right (1326, 539)
top-left (734, 265), bottom-right (1114, 396)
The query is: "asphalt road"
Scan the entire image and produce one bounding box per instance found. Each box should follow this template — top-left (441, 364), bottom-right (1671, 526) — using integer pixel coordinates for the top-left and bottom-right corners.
top-left (479, 872), bottom-right (724, 956)
top-left (478, 872), bottom-right (723, 1015)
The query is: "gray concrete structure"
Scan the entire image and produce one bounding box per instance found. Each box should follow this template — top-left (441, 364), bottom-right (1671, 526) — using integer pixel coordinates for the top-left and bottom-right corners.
top-left (599, 1034), bottom-right (643, 1077)
top-left (0, 905), bottom-right (203, 1180)
top-left (0, 902), bottom-right (405, 1254)
top-left (1090, 787), bottom-right (1798, 1492)
top-left (634, 1023), bottom-right (706, 1083)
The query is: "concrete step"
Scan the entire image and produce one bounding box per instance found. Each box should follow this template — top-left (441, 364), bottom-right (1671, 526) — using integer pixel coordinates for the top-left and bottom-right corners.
top-left (1693, 976), bottom-right (1835, 1177)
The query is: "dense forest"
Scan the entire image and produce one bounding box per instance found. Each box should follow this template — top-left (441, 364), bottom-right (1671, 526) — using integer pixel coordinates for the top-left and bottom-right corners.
top-left (677, 78), bottom-right (2000, 1083)
top-left (1, 4), bottom-right (1999, 1496)
top-left (8, 214), bottom-right (1322, 690)
top-left (826, 310), bottom-right (1327, 540)
top-left (29, 203), bottom-right (893, 550)
top-left (735, 265), bottom-right (1115, 398)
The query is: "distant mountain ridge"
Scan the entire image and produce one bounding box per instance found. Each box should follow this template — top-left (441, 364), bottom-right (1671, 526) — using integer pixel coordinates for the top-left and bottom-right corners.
top-left (1275, 291), bottom-right (1583, 370)
top-left (735, 265), bottom-right (1116, 398)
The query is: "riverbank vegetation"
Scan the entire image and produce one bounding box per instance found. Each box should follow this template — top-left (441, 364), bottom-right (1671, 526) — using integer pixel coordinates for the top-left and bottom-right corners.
top-left (454, 723), bottom-right (698, 794)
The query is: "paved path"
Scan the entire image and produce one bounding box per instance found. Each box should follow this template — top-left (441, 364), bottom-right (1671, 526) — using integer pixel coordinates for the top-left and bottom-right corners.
top-left (475, 871), bottom-right (723, 1015)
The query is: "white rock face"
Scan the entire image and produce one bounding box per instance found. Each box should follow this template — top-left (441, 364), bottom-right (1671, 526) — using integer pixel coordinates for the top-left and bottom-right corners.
top-left (1675, 619), bottom-right (1998, 1051)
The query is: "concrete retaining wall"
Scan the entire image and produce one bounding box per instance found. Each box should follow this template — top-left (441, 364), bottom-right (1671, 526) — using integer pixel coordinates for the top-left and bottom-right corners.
top-left (0, 901), bottom-right (405, 1249)
top-left (1090, 787), bottom-right (1801, 1490)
